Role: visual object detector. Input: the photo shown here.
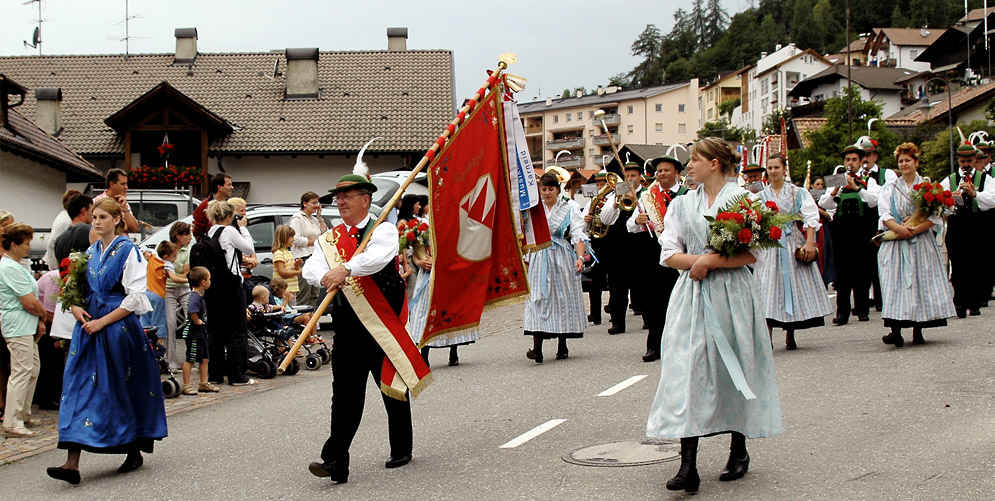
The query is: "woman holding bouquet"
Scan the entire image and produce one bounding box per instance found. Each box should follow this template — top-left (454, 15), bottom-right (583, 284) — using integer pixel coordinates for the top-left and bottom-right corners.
top-left (755, 154), bottom-right (833, 350)
top-left (647, 137), bottom-right (782, 494)
top-left (877, 143), bottom-right (956, 347)
top-left (522, 173), bottom-right (587, 363)
top-left (47, 198), bottom-right (167, 485)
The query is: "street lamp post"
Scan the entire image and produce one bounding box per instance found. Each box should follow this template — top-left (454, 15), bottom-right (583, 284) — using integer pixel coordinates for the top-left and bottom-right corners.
top-left (922, 77), bottom-right (955, 174)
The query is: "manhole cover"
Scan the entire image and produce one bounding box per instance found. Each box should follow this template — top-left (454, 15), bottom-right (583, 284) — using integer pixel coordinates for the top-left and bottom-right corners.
top-left (562, 439), bottom-right (680, 467)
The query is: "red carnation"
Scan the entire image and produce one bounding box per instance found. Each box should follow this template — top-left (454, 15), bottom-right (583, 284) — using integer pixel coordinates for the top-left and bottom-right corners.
top-left (944, 198), bottom-right (955, 207)
top-left (737, 228), bottom-right (753, 243)
top-left (406, 231), bottom-right (416, 241)
top-left (732, 213), bottom-right (746, 224)
top-left (936, 195), bottom-right (945, 205)
top-left (716, 212), bottom-right (731, 221)
top-left (923, 192), bottom-right (935, 203)
top-left (418, 222), bottom-right (429, 231)
top-left (765, 201), bottom-right (779, 211)
top-left (943, 190), bottom-right (952, 197)
top-left (769, 226), bottom-right (782, 240)
top-left (913, 183), bottom-right (921, 191)
top-left (407, 219), bottom-right (418, 229)
top-left (59, 257), bottom-right (71, 278)
top-left (922, 182), bottom-right (933, 191)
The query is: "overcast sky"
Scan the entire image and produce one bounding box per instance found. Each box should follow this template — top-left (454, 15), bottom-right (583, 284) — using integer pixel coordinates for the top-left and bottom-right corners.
top-left (1, 0), bottom-right (749, 103)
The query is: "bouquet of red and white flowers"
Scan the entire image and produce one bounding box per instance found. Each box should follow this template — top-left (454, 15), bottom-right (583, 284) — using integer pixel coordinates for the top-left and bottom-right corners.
top-left (398, 219), bottom-right (430, 259)
top-left (58, 251), bottom-right (89, 312)
top-left (873, 179), bottom-right (953, 242)
top-left (705, 194), bottom-right (799, 258)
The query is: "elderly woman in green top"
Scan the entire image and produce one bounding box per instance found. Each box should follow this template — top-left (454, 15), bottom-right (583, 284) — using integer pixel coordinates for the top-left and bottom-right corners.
top-left (0, 223), bottom-right (46, 437)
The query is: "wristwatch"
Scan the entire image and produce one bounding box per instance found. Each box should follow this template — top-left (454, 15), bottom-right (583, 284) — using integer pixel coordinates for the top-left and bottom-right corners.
top-left (343, 263), bottom-right (352, 276)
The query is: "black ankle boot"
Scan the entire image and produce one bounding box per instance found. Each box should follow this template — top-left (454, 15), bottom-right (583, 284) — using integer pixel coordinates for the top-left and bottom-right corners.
top-left (666, 437), bottom-right (700, 493)
top-left (912, 328), bottom-right (924, 345)
top-left (719, 432), bottom-right (750, 481)
top-left (882, 327), bottom-right (902, 346)
top-left (448, 346), bottom-right (459, 366)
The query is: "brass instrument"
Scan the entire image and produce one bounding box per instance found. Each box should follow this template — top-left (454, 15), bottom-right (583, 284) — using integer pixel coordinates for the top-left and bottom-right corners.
top-left (616, 178), bottom-right (639, 211)
top-left (803, 160), bottom-right (812, 190)
top-left (587, 172), bottom-right (622, 238)
top-left (592, 109), bottom-right (638, 211)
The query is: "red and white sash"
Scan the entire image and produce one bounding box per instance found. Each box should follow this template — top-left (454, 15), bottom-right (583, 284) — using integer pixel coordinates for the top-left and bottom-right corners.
top-left (318, 225), bottom-right (432, 401)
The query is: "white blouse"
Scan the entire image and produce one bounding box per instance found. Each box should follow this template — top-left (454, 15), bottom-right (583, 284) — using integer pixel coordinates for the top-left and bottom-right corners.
top-left (208, 225), bottom-right (255, 280)
top-left (289, 210), bottom-right (326, 259)
top-left (102, 244), bottom-right (152, 315)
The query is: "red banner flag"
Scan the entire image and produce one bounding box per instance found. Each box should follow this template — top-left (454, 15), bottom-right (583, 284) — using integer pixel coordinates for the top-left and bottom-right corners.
top-left (423, 89), bottom-right (529, 345)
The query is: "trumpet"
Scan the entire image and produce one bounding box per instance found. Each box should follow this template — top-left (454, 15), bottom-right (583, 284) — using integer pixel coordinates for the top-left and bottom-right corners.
top-left (587, 172), bottom-right (622, 238)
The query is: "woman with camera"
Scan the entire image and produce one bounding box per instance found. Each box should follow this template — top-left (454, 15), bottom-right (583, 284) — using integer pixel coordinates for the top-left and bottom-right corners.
top-left (754, 154), bottom-right (833, 350)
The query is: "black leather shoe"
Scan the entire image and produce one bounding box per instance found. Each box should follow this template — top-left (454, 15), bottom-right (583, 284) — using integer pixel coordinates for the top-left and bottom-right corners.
top-left (555, 350), bottom-right (569, 360)
top-left (832, 316), bottom-right (848, 326)
top-left (385, 454), bottom-right (412, 468)
top-left (587, 314), bottom-right (601, 325)
top-left (607, 325), bottom-right (625, 335)
top-left (719, 451), bottom-right (750, 481)
top-left (642, 350), bottom-right (660, 362)
top-left (969, 309), bottom-right (981, 316)
top-left (309, 461), bottom-right (348, 483)
top-left (448, 357), bottom-right (459, 367)
top-left (882, 334), bottom-right (897, 345)
top-left (956, 307), bottom-right (966, 318)
top-left (603, 305), bottom-right (610, 314)
top-left (912, 331), bottom-right (925, 345)
top-left (785, 334), bottom-right (797, 351)
top-left (117, 453), bottom-right (143, 474)
top-left (47, 466), bottom-right (81, 485)
top-left (892, 333), bottom-right (905, 348)
top-left (857, 314), bottom-right (870, 322)
top-left (526, 349), bottom-right (543, 363)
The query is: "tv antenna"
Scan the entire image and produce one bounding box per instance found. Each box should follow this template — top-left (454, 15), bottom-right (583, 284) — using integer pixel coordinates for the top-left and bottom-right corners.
top-left (258, 59), bottom-right (281, 80)
top-left (107, 0), bottom-right (146, 59)
top-left (22, 0), bottom-right (43, 55)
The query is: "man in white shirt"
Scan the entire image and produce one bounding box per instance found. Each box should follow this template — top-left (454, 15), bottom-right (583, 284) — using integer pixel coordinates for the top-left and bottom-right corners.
top-left (303, 174), bottom-right (412, 484)
top-left (92, 168), bottom-right (139, 234)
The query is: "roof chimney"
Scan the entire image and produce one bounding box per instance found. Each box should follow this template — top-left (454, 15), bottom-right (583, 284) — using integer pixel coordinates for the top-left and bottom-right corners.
top-left (387, 27), bottom-right (408, 51)
top-left (575, 89), bottom-right (582, 98)
top-left (173, 28), bottom-right (198, 65)
top-left (35, 87), bottom-right (62, 135)
top-left (761, 51), bottom-right (768, 58)
top-left (597, 85), bottom-right (605, 96)
top-left (285, 48), bottom-right (320, 100)
top-left (545, 97), bottom-right (553, 106)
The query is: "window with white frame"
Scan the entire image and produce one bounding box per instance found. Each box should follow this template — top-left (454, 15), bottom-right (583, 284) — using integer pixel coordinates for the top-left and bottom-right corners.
top-left (655, 123), bottom-right (663, 132)
top-left (678, 123), bottom-right (686, 134)
top-left (627, 105), bottom-right (634, 114)
top-left (554, 115), bottom-right (559, 123)
top-left (627, 125), bottom-right (634, 134)
top-left (678, 104), bottom-right (686, 113)
top-left (655, 103), bottom-right (662, 112)
top-left (567, 113), bottom-right (572, 122)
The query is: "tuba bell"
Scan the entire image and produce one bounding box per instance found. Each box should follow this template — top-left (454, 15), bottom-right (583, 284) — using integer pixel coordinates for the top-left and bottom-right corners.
top-left (587, 172), bottom-right (622, 238)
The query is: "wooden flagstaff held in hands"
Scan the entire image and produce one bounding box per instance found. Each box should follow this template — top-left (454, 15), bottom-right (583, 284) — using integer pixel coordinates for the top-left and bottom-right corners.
top-left (593, 109), bottom-right (625, 169)
top-left (278, 56), bottom-right (514, 373)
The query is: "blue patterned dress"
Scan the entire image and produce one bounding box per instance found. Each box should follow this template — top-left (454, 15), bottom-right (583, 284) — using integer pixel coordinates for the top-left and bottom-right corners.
top-left (523, 198), bottom-right (587, 338)
top-left (647, 183), bottom-right (783, 439)
top-left (408, 265), bottom-right (480, 347)
top-left (755, 183), bottom-right (834, 329)
top-left (877, 176), bottom-right (956, 328)
top-left (58, 236), bottom-right (168, 453)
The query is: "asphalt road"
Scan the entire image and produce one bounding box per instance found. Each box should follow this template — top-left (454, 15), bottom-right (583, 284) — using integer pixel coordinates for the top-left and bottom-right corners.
top-left (3, 298), bottom-right (994, 500)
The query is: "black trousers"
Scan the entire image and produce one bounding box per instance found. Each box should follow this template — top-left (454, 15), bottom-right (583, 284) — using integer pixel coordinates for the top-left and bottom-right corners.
top-left (320, 293), bottom-right (412, 465)
top-left (831, 216), bottom-right (876, 319)
top-left (607, 259), bottom-right (632, 327)
top-left (206, 277), bottom-right (248, 382)
top-left (33, 332), bottom-right (64, 406)
top-left (645, 265), bottom-right (679, 352)
top-left (947, 212), bottom-right (993, 310)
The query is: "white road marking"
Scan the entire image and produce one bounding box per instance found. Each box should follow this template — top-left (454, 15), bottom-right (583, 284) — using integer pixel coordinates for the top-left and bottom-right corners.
top-left (500, 419), bottom-right (567, 449)
top-left (597, 375), bottom-right (648, 397)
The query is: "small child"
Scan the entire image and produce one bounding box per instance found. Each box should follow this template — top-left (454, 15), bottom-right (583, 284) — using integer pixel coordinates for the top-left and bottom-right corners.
top-left (269, 278), bottom-right (318, 342)
top-left (182, 267), bottom-right (218, 395)
top-left (271, 225), bottom-right (302, 294)
top-left (157, 241), bottom-right (188, 285)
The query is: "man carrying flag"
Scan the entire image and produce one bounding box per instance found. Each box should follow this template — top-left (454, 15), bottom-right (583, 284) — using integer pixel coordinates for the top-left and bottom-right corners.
top-left (302, 168), bottom-right (431, 484)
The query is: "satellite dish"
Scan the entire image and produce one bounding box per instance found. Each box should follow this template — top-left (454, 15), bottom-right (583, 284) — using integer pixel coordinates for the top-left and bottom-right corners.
top-left (24, 27), bottom-right (40, 48)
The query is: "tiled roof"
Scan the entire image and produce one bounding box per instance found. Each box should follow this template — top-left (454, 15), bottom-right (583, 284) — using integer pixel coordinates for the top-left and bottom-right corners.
top-left (877, 28), bottom-right (946, 47)
top-left (791, 117), bottom-right (918, 148)
top-left (960, 7), bottom-right (995, 22)
top-left (0, 50), bottom-right (455, 155)
top-left (888, 81), bottom-right (995, 122)
top-left (0, 107), bottom-right (101, 180)
top-left (789, 65), bottom-right (913, 97)
top-left (517, 83), bottom-right (690, 114)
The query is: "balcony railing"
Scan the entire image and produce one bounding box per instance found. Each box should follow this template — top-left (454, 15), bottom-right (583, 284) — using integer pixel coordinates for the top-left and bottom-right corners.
top-left (551, 156), bottom-right (584, 169)
top-left (545, 137), bottom-right (586, 150)
top-left (592, 134), bottom-right (620, 147)
top-left (592, 113), bottom-right (621, 127)
top-left (525, 124), bottom-right (543, 134)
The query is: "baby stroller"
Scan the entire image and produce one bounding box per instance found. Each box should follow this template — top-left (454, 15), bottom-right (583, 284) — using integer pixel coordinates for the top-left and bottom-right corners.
top-left (246, 311), bottom-right (304, 378)
top-left (145, 326), bottom-right (181, 398)
top-left (248, 306), bottom-right (329, 372)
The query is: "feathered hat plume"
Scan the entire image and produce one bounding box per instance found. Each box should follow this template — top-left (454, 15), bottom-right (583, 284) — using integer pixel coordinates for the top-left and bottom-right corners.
top-left (354, 137), bottom-right (381, 179)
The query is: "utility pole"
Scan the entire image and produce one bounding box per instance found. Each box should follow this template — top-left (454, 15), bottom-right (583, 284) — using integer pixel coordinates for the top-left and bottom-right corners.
top-left (846, 0), bottom-right (852, 144)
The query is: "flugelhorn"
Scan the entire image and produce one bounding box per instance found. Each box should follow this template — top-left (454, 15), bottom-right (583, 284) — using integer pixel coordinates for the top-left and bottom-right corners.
top-left (587, 172), bottom-right (622, 238)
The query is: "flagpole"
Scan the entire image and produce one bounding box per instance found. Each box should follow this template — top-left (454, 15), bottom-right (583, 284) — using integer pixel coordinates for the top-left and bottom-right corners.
top-left (278, 58), bottom-right (512, 373)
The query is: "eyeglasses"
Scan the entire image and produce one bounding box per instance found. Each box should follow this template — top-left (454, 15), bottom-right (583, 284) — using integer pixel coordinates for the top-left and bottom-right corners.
top-left (333, 193), bottom-right (365, 204)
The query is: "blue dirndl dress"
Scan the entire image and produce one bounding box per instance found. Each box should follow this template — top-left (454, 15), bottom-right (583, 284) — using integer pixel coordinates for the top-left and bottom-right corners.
top-left (523, 198), bottom-right (587, 339)
top-left (58, 236), bottom-right (168, 453)
top-left (647, 183), bottom-right (783, 439)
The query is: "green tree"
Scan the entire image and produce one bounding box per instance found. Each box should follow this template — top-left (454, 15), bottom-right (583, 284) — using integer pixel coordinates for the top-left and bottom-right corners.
top-left (790, 0), bottom-right (820, 52)
top-left (813, 0), bottom-right (842, 53)
top-left (698, 119), bottom-right (744, 142)
top-left (788, 87), bottom-right (900, 181)
top-left (702, 0), bottom-right (729, 49)
top-left (719, 98), bottom-right (741, 120)
top-left (628, 24), bottom-right (666, 87)
top-left (561, 89), bottom-right (571, 99)
top-left (665, 57), bottom-right (692, 83)
top-left (890, 5), bottom-right (911, 28)
top-left (608, 73), bottom-right (629, 87)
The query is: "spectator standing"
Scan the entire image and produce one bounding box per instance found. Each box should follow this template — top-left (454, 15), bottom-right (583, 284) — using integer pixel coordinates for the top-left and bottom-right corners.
top-left (165, 221), bottom-right (193, 370)
top-left (34, 269), bottom-right (64, 410)
top-left (92, 168), bottom-right (139, 234)
top-left (192, 173), bottom-right (233, 240)
top-left (1, 223), bottom-right (45, 438)
top-left (42, 190), bottom-right (82, 270)
top-left (289, 191), bottom-right (327, 308)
